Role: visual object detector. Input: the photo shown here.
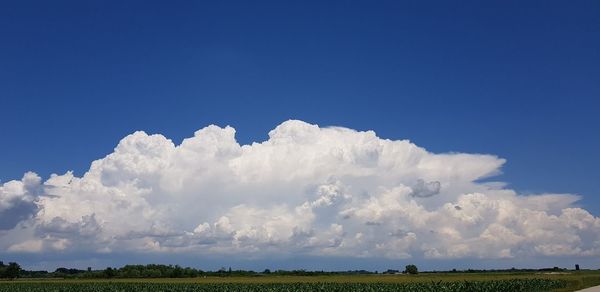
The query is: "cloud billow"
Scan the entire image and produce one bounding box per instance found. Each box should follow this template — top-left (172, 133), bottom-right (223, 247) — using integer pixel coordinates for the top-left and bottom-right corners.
top-left (410, 179), bottom-right (441, 198)
top-left (0, 120), bottom-right (598, 260)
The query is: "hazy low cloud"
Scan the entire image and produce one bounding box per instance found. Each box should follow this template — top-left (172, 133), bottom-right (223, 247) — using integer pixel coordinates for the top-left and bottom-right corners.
top-left (0, 120), bottom-right (598, 260)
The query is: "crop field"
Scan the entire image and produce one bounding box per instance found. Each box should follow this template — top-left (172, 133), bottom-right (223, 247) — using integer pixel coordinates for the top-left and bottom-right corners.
top-left (1, 271), bottom-right (599, 291)
top-left (0, 280), bottom-right (570, 291)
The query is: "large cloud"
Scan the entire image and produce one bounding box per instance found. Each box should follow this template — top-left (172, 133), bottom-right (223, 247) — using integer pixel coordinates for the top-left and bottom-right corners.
top-left (1, 120), bottom-right (598, 260)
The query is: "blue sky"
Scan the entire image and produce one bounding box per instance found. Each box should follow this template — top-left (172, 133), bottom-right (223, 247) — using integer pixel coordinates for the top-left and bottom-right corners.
top-left (1, 1), bottom-right (599, 270)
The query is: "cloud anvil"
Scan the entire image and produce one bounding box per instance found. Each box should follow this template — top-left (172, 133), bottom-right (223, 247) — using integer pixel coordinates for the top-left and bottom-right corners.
top-left (1, 120), bottom-right (598, 260)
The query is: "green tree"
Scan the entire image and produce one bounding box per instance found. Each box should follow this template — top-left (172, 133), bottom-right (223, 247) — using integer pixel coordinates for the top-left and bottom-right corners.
top-left (5, 262), bottom-right (21, 279)
top-left (404, 264), bottom-right (418, 275)
top-left (103, 267), bottom-right (116, 278)
top-left (171, 265), bottom-right (183, 278)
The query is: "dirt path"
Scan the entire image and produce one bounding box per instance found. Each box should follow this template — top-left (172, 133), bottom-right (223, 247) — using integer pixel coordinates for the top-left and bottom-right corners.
top-left (578, 285), bottom-right (600, 292)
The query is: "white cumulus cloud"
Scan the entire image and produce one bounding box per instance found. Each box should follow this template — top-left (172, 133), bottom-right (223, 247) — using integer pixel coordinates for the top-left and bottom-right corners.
top-left (0, 120), bottom-right (598, 261)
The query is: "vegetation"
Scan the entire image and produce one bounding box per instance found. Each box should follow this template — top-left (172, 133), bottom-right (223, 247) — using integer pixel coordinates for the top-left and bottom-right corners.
top-left (404, 264), bottom-right (418, 275)
top-left (0, 279), bottom-right (569, 291)
top-left (0, 262), bottom-right (21, 279)
top-left (7, 262), bottom-right (384, 279)
top-left (2, 259), bottom-right (599, 291)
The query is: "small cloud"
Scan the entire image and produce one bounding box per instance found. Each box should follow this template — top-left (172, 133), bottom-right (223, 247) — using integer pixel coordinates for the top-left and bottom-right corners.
top-left (410, 179), bottom-right (441, 198)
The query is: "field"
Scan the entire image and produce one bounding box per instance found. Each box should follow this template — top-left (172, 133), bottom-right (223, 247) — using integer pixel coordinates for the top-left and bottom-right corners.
top-left (1, 271), bottom-right (599, 291)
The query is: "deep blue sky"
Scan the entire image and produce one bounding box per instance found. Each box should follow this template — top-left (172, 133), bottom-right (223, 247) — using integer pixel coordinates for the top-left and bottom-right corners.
top-left (1, 1), bottom-right (599, 216)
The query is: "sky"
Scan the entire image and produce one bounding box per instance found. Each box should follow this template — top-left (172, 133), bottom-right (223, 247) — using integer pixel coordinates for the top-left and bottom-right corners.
top-left (0, 1), bottom-right (599, 271)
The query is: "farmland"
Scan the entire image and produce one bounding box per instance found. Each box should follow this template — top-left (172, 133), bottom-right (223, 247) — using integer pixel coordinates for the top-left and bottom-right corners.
top-left (2, 271), bottom-right (599, 291)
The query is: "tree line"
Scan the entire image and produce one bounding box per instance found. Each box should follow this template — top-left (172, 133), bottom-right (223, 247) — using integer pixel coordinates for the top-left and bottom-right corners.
top-left (1, 260), bottom-right (584, 280)
top-left (1, 260), bottom-right (424, 279)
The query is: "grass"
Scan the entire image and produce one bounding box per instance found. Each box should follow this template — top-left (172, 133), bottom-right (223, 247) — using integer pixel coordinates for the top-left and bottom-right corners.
top-left (3, 270), bottom-right (599, 291)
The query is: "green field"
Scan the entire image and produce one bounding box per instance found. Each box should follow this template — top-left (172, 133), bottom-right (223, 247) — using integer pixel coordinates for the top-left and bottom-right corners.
top-left (2, 271), bottom-right (599, 291)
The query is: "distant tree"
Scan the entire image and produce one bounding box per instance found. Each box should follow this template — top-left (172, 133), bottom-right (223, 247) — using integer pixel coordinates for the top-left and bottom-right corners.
top-left (263, 269), bottom-right (271, 274)
top-left (124, 268), bottom-right (141, 278)
top-left (5, 262), bottom-right (21, 279)
top-left (183, 267), bottom-right (199, 277)
top-left (143, 268), bottom-right (161, 278)
top-left (104, 267), bottom-right (116, 278)
top-left (404, 264), bottom-right (418, 275)
top-left (171, 265), bottom-right (183, 278)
